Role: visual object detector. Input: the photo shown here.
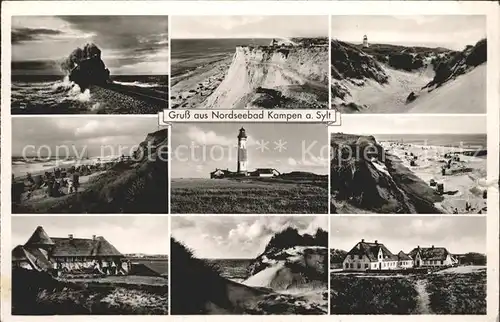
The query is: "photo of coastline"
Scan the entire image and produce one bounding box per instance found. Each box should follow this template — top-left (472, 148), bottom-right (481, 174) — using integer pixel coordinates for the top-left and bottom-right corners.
top-left (330, 15), bottom-right (486, 113)
top-left (330, 216), bottom-right (486, 314)
top-left (170, 123), bottom-right (329, 214)
top-left (12, 216), bottom-right (169, 315)
top-left (170, 15), bottom-right (329, 109)
top-left (171, 216), bottom-right (328, 315)
top-left (11, 16), bottom-right (168, 114)
top-left (330, 115), bottom-right (487, 214)
top-left (12, 117), bottom-right (168, 214)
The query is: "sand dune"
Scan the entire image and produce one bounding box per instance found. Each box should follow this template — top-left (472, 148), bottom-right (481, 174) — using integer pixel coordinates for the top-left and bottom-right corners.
top-left (407, 64), bottom-right (486, 113)
top-left (333, 64), bottom-right (433, 113)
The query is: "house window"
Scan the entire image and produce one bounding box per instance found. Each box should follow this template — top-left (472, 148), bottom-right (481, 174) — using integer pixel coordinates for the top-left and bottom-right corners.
top-left (345, 263), bottom-right (349, 269)
top-left (357, 263), bottom-right (361, 269)
top-left (351, 255), bottom-right (354, 260)
top-left (365, 264), bottom-right (369, 269)
top-left (441, 260), bottom-right (444, 265)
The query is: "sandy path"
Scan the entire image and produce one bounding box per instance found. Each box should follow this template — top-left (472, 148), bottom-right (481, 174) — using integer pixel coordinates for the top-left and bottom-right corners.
top-left (414, 279), bottom-right (432, 314)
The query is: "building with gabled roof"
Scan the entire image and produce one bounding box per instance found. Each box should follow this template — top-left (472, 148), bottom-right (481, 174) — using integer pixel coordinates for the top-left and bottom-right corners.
top-left (408, 245), bottom-right (454, 267)
top-left (12, 226), bottom-right (127, 276)
top-left (250, 168), bottom-right (280, 178)
top-left (343, 239), bottom-right (406, 271)
top-left (397, 250), bottom-right (413, 268)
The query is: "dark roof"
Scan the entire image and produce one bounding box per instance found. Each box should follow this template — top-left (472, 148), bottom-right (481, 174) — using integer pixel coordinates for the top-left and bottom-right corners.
top-left (409, 247), bottom-right (449, 261)
top-left (346, 240), bottom-right (397, 262)
top-left (25, 226), bottom-right (55, 246)
top-left (12, 245), bottom-right (29, 261)
top-left (50, 236), bottom-right (123, 257)
top-left (28, 248), bottom-right (54, 269)
top-left (211, 169), bottom-right (233, 175)
top-left (238, 127), bottom-right (247, 139)
top-left (397, 250), bottom-right (412, 261)
top-left (12, 245), bottom-right (53, 270)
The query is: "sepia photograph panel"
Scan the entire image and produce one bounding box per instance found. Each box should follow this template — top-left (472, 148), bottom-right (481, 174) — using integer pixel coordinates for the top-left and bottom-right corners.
top-left (11, 16), bottom-right (168, 114)
top-left (330, 15), bottom-right (486, 113)
top-left (11, 216), bottom-right (169, 315)
top-left (329, 216), bottom-right (486, 315)
top-left (170, 123), bottom-right (329, 214)
top-left (171, 215), bottom-right (328, 315)
top-left (170, 15), bottom-right (329, 109)
top-left (330, 115), bottom-right (487, 214)
top-left (12, 117), bottom-right (168, 214)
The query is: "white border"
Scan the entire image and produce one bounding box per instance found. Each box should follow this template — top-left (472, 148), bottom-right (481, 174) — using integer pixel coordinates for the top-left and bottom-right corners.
top-left (1, 1), bottom-right (499, 322)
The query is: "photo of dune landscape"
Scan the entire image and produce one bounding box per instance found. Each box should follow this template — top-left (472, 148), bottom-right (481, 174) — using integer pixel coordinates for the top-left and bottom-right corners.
top-left (11, 216), bottom-right (169, 315)
top-left (171, 216), bottom-right (328, 315)
top-left (330, 115), bottom-right (487, 214)
top-left (170, 123), bottom-right (329, 214)
top-left (330, 15), bottom-right (486, 113)
top-left (11, 16), bottom-right (168, 114)
top-left (329, 216), bottom-right (486, 314)
top-left (11, 117), bottom-right (168, 213)
top-left (171, 15), bottom-right (329, 109)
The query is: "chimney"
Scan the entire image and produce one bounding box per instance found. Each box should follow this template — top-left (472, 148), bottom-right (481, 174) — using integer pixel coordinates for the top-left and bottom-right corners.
top-left (431, 245), bottom-right (434, 249)
top-left (68, 234), bottom-right (73, 240)
top-left (92, 235), bottom-right (96, 241)
top-left (361, 239), bottom-right (365, 242)
top-left (417, 245), bottom-right (420, 250)
top-left (375, 240), bottom-right (378, 244)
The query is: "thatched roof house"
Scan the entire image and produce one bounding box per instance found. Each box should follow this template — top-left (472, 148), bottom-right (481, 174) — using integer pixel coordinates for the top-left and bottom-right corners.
top-left (408, 245), bottom-right (456, 267)
top-left (12, 226), bottom-right (124, 274)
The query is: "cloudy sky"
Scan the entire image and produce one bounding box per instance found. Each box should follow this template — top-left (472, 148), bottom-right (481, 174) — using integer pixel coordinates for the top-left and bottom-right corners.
top-left (171, 123), bottom-right (328, 178)
top-left (172, 216), bottom-right (328, 259)
top-left (171, 15), bottom-right (328, 39)
top-left (332, 15), bottom-right (486, 50)
top-left (12, 117), bottom-right (159, 157)
top-left (12, 216), bottom-right (169, 254)
top-left (12, 16), bottom-right (168, 75)
top-left (332, 115), bottom-right (486, 135)
top-left (330, 216), bottom-right (486, 254)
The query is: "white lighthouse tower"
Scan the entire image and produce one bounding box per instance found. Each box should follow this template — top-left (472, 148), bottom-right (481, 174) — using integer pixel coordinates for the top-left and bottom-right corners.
top-left (237, 127), bottom-right (248, 175)
top-left (363, 35), bottom-right (369, 48)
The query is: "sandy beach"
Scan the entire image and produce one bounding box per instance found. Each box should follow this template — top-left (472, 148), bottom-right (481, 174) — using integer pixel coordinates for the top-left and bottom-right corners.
top-left (171, 56), bottom-right (232, 109)
top-left (380, 141), bottom-right (487, 214)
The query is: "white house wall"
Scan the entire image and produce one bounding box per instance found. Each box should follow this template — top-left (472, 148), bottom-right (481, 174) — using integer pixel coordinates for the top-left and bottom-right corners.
top-left (343, 254), bottom-right (373, 271)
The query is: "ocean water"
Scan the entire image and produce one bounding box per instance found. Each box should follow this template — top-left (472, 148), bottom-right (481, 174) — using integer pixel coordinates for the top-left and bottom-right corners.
top-left (375, 134), bottom-right (487, 149)
top-left (206, 258), bottom-right (253, 282)
top-left (11, 75), bottom-right (168, 114)
top-left (171, 38), bottom-right (272, 77)
top-left (12, 155), bottom-right (120, 178)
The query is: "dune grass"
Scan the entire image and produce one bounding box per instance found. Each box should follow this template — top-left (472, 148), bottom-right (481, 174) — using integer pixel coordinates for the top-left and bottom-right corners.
top-left (12, 268), bottom-right (168, 315)
top-left (330, 274), bottom-right (419, 314)
top-left (426, 270), bottom-right (486, 314)
top-left (171, 178), bottom-right (328, 214)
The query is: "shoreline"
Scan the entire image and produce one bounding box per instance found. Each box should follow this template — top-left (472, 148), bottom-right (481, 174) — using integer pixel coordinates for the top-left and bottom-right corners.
top-left (380, 141), bottom-right (487, 214)
top-left (171, 55), bottom-right (232, 109)
top-left (11, 81), bottom-right (168, 115)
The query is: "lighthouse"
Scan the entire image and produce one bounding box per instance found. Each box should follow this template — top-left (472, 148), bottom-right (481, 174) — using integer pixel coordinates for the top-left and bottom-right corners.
top-left (237, 127), bottom-right (248, 174)
top-left (363, 35), bottom-right (369, 48)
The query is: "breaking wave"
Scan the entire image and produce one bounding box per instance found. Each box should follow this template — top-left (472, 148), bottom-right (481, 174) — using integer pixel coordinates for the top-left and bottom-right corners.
top-left (113, 80), bottom-right (160, 88)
